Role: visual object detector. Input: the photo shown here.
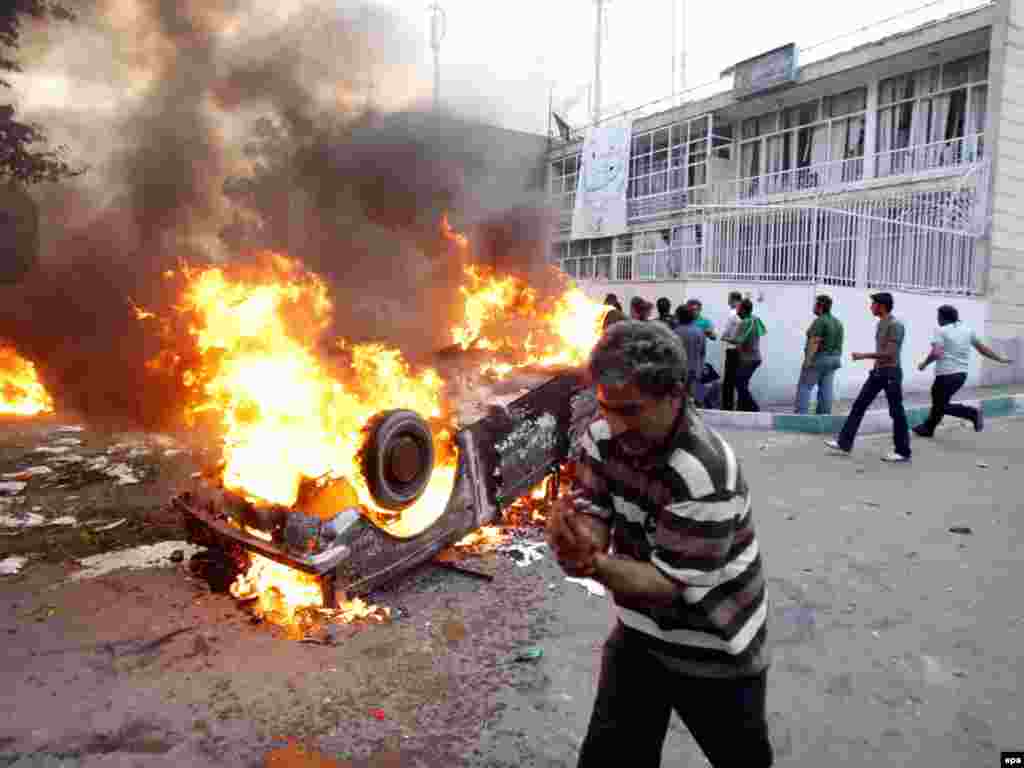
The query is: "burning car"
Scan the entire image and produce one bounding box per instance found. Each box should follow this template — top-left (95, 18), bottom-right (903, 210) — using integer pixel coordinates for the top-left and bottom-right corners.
top-left (176, 368), bottom-right (590, 610)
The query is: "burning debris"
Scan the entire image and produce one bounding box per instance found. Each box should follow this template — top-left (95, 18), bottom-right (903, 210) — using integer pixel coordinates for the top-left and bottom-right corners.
top-left (0, 346), bottom-right (54, 416)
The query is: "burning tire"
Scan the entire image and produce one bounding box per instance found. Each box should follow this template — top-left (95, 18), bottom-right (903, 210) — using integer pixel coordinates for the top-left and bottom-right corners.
top-left (360, 409), bottom-right (435, 511)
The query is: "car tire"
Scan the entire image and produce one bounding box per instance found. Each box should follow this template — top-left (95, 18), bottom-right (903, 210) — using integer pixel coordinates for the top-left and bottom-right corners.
top-left (360, 409), bottom-right (435, 511)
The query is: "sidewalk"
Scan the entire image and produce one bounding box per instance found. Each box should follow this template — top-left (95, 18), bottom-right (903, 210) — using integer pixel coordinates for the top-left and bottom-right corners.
top-left (703, 382), bottom-right (1024, 433)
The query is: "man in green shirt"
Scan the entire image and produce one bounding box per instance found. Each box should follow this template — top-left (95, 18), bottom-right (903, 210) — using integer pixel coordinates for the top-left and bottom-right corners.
top-left (685, 299), bottom-right (717, 340)
top-left (795, 294), bottom-right (844, 414)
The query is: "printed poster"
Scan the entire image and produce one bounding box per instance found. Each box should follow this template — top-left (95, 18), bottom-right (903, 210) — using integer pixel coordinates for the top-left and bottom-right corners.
top-left (571, 119), bottom-right (631, 239)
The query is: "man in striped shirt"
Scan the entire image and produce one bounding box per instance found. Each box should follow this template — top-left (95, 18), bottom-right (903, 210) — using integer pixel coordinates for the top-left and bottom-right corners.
top-left (548, 320), bottom-right (771, 768)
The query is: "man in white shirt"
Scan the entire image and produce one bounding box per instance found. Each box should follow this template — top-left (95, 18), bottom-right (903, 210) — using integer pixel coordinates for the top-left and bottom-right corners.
top-left (914, 304), bottom-right (1012, 436)
top-left (720, 291), bottom-right (743, 410)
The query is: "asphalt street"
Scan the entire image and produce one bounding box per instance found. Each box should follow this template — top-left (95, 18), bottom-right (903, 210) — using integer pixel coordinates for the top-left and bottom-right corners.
top-left (0, 413), bottom-right (1021, 767)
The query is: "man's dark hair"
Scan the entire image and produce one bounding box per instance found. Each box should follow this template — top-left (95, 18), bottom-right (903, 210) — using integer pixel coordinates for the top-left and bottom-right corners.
top-left (630, 296), bottom-right (653, 320)
top-left (656, 297), bottom-right (672, 317)
top-left (728, 291), bottom-right (743, 304)
top-left (937, 304), bottom-right (959, 325)
top-left (675, 305), bottom-right (695, 325)
top-left (815, 294), bottom-right (833, 313)
top-left (589, 320), bottom-right (687, 399)
top-left (602, 308), bottom-right (626, 330)
top-left (604, 293), bottom-right (622, 310)
top-left (870, 292), bottom-right (894, 311)
top-left (686, 298), bottom-right (702, 309)
top-left (738, 298), bottom-right (754, 317)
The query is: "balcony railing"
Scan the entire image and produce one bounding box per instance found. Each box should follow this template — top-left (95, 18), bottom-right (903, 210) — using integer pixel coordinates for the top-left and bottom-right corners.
top-left (732, 156), bottom-right (866, 201)
top-left (874, 133), bottom-right (985, 179)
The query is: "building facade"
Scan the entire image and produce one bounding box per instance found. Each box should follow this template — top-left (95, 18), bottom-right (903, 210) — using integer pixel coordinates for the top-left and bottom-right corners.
top-left (548, 0), bottom-right (1024, 405)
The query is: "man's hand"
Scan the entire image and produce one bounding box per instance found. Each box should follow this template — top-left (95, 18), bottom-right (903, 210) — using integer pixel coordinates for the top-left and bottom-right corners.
top-left (851, 352), bottom-right (865, 362)
top-left (546, 490), bottom-right (602, 578)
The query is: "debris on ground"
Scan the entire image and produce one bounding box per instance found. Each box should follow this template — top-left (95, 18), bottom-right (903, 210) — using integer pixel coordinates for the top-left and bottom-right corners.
top-left (948, 526), bottom-right (974, 535)
top-left (69, 541), bottom-right (202, 582)
top-left (513, 646), bottom-right (544, 662)
top-left (88, 518), bottom-right (127, 532)
top-left (976, 461), bottom-right (989, 469)
top-left (0, 481), bottom-right (27, 495)
top-left (0, 555), bottom-right (28, 575)
top-left (565, 577), bottom-right (607, 597)
top-left (2, 466), bottom-right (54, 480)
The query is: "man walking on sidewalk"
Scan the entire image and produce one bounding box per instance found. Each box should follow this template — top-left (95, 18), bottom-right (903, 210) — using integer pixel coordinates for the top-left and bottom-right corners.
top-left (795, 294), bottom-right (844, 415)
top-left (825, 292), bottom-right (911, 463)
top-left (913, 304), bottom-right (1012, 436)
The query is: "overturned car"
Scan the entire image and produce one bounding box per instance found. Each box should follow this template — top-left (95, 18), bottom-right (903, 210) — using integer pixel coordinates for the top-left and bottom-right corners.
top-left (176, 369), bottom-right (593, 606)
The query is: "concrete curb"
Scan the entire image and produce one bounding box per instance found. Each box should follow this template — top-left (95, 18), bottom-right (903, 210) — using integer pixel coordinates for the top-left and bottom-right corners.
top-left (700, 394), bottom-right (1024, 434)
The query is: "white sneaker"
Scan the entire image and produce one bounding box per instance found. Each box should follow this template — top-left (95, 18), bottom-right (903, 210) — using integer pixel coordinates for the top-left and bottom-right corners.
top-left (881, 451), bottom-right (911, 463)
top-left (824, 439), bottom-right (850, 455)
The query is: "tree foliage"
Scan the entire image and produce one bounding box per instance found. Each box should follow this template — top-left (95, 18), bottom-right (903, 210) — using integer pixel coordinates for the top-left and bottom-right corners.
top-left (0, 1), bottom-right (81, 184)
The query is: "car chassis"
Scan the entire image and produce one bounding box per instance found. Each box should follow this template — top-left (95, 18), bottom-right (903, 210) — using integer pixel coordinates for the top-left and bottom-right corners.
top-left (175, 370), bottom-right (589, 606)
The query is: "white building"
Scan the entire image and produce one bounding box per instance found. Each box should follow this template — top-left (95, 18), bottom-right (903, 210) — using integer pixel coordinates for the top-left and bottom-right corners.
top-left (548, 0), bottom-right (1024, 405)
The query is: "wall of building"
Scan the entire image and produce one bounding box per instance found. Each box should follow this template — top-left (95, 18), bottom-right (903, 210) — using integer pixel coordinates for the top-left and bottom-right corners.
top-left (984, 0), bottom-right (1024, 341)
top-left (576, 278), bottom-right (990, 406)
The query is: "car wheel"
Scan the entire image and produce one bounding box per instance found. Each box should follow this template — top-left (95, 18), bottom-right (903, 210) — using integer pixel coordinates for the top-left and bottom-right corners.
top-left (360, 409), bottom-right (435, 511)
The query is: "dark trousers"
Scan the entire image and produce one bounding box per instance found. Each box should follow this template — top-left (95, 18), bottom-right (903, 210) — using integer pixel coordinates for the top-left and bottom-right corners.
top-left (735, 360), bottom-right (761, 412)
top-left (722, 348), bottom-right (740, 411)
top-left (578, 624), bottom-right (773, 768)
top-left (837, 367), bottom-right (911, 457)
top-left (919, 372), bottom-right (974, 433)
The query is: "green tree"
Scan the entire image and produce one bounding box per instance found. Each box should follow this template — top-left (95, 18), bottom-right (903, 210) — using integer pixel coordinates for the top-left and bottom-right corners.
top-left (1, 1), bottom-right (80, 183)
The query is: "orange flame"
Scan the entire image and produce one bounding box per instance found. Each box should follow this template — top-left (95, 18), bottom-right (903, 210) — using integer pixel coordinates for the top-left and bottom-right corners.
top-left (0, 346), bottom-right (54, 416)
top-left (449, 265), bottom-right (609, 376)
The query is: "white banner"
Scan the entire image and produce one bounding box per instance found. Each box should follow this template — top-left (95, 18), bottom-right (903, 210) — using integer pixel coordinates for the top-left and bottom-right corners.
top-left (571, 120), bottom-right (631, 240)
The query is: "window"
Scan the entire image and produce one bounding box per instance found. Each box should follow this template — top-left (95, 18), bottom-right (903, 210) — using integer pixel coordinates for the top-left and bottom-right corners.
top-left (737, 87), bottom-right (867, 196)
top-left (627, 114), bottom-right (716, 219)
top-left (549, 154), bottom-right (580, 210)
top-left (876, 52), bottom-right (988, 177)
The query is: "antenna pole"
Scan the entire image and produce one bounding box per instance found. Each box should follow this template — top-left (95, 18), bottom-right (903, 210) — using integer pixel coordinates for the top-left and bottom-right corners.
top-left (592, 0), bottom-right (604, 124)
top-left (428, 2), bottom-right (446, 114)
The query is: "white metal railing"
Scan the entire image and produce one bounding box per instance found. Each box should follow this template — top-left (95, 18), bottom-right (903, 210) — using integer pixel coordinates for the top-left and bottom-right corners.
top-left (732, 156), bottom-right (866, 201)
top-left (875, 133), bottom-right (985, 179)
top-left (569, 175), bottom-right (986, 296)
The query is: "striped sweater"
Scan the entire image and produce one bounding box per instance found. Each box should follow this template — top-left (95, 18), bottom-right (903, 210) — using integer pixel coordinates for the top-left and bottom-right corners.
top-left (575, 405), bottom-right (769, 678)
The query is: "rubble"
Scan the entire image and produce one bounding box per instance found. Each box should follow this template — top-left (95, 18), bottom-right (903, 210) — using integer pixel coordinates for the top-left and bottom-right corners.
top-left (0, 556), bottom-right (28, 575)
top-left (0, 481), bottom-right (27, 495)
top-left (69, 541), bottom-right (203, 582)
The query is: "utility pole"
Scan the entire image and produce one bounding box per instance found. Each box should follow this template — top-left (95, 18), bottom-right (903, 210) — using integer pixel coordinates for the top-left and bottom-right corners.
top-left (671, 0), bottom-right (687, 105)
top-left (592, 0), bottom-right (604, 124)
top-left (428, 2), bottom-right (446, 115)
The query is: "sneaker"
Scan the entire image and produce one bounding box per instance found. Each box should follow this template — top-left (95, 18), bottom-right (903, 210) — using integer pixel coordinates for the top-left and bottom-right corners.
top-left (824, 439), bottom-right (850, 455)
top-left (974, 410), bottom-right (984, 433)
top-left (912, 425), bottom-right (933, 438)
top-left (881, 451), bottom-right (911, 463)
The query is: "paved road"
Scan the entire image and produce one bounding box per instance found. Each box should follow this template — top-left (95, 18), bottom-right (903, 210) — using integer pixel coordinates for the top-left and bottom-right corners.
top-left (1, 414), bottom-right (1021, 766)
top-left (478, 414), bottom-right (1024, 767)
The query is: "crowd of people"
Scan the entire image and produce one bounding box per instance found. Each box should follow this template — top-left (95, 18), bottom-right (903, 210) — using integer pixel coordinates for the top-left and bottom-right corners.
top-left (601, 289), bottom-right (1013, 462)
top-left (547, 293), bottom-right (1012, 768)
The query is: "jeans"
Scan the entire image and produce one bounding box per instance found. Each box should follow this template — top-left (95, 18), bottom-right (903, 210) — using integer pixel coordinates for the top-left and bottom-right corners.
top-left (735, 360), bottom-right (761, 412)
top-left (722, 349), bottom-right (739, 411)
top-left (918, 372), bottom-right (975, 434)
top-left (687, 369), bottom-right (705, 406)
top-left (836, 367), bottom-right (911, 457)
top-left (577, 623), bottom-right (773, 768)
top-left (795, 354), bottom-right (842, 414)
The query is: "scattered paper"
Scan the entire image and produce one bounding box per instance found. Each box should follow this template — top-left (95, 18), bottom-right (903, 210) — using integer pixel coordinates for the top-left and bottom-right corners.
top-left (164, 449), bottom-right (185, 457)
top-left (49, 516), bottom-right (78, 527)
top-left (0, 556), bottom-right (28, 576)
top-left (89, 518), bottom-right (127, 532)
top-left (565, 577), bottom-right (607, 597)
top-left (69, 541), bottom-right (202, 582)
top-left (501, 541), bottom-right (547, 568)
top-left (127, 447), bottom-right (152, 459)
top-left (105, 463), bottom-right (141, 485)
top-left (54, 425), bottom-right (85, 433)
top-left (51, 437), bottom-right (83, 447)
top-left (2, 466), bottom-right (54, 480)
top-left (0, 481), bottom-right (28, 496)
top-left (33, 446), bottom-right (71, 455)
top-left (0, 513), bottom-right (49, 528)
